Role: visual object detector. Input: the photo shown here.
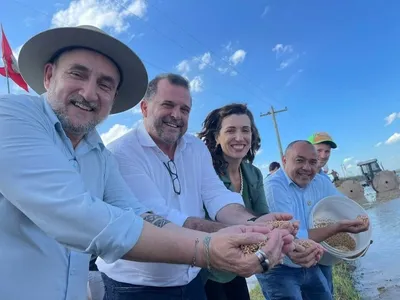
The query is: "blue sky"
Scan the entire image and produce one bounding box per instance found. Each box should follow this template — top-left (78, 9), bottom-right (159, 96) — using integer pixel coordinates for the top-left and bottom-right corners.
top-left (2, 0), bottom-right (400, 177)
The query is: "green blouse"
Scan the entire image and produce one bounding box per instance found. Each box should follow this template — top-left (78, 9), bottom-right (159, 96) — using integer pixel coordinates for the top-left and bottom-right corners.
top-left (219, 162), bottom-right (269, 216)
top-left (203, 162), bottom-right (269, 283)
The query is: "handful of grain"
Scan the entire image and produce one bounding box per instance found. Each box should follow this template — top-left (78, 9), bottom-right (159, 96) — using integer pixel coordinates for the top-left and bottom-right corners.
top-left (313, 218), bottom-right (335, 228)
top-left (265, 220), bottom-right (293, 229)
top-left (294, 239), bottom-right (313, 249)
top-left (240, 221), bottom-right (298, 254)
top-left (356, 215), bottom-right (369, 225)
top-left (240, 240), bottom-right (267, 254)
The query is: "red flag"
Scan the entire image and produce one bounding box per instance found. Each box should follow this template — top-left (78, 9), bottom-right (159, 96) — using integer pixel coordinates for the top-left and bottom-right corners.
top-left (0, 25), bottom-right (29, 92)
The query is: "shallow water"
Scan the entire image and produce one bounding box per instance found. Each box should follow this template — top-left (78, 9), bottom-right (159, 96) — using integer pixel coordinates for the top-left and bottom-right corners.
top-left (246, 182), bottom-right (400, 299)
top-left (353, 187), bottom-right (400, 299)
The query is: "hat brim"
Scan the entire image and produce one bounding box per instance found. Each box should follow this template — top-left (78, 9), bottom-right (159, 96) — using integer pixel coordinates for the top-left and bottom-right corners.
top-left (316, 140), bottom-right (337, 149)
top-left (18, 26), bottom-right (148, 114)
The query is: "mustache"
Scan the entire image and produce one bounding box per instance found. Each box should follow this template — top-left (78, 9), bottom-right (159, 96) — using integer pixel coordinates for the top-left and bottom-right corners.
top-left (69, 94), bottom-right (98, 111)
top-left (162, 117), bottom-right (184, 127)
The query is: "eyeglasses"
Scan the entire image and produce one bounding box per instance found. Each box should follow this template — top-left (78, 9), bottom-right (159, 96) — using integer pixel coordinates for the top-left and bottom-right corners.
top-left (163, 160), bottom-right (181, 195)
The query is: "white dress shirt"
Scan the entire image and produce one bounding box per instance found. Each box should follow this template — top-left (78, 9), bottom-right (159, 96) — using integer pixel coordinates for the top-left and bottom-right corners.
top-left (96, 122), bottom-right (244, 287)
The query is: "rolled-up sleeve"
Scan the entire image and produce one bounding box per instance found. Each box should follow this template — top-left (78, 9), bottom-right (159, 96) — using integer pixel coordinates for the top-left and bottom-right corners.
top-left (265, 179), bottom-right (308, 239)
top-left (200, 144), bottom-right (244, 221)
top-left (0, 96), bottom-right (143, 263)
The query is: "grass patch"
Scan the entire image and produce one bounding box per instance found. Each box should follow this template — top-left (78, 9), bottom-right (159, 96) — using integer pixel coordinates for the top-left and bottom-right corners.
top-left (333, 262), bottom-right (361, 300)
top-left (249, 262), bottom-right (361, 300)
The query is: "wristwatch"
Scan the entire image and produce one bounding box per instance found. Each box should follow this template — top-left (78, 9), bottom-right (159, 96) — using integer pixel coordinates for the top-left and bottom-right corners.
top-left (247, 217), bottom-right (258, 222)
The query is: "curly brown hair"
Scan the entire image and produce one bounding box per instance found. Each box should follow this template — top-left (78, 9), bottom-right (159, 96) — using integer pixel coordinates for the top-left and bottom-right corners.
top-left (198, 103), bottom-right (261, 175)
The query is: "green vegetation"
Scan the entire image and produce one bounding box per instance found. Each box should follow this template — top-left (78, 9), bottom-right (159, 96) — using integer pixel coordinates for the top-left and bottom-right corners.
top-left (332, 262), bottom-right (361, 300)
top-left (249, 262), bottom-right (361, 300)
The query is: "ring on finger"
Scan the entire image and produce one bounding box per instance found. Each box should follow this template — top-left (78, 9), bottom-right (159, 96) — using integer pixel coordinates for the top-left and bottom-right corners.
top-left (255, 250), bottom-right (265, 263)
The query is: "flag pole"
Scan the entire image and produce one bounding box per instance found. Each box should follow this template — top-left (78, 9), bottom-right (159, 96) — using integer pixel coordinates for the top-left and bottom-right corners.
top-left (1, 23), bottom-right (10, 94)
top-left (4, 59), bottom-right (10, 94)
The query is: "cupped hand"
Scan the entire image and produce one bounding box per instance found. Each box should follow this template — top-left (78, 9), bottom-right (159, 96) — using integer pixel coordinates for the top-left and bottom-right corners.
top-left (259, 229), bottom-right (286, 268)
top-left (207, 231), bottom-right (269, 277)
top-left (256, 213), bottom-right (294, 223)
top-left (219, 224), bottom-right (272, 235)
top-left (288, 239), bottom-right (324, 268)
top-left (338, 218), bottom-right (369, 234)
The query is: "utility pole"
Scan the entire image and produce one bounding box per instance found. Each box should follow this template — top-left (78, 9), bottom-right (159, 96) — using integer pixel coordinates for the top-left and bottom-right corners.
top-left (260, 106), bottom-right (288, 162)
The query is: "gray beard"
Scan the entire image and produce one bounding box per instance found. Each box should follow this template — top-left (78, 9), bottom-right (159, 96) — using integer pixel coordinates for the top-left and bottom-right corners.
top-left (54, 108), bottom-right (99, 136)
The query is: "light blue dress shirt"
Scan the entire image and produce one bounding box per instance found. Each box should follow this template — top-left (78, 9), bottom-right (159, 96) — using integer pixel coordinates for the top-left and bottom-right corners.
top-left (264, 168), bottom-right (340, 267)
top-left (0, 94), bottom-right (148, 300)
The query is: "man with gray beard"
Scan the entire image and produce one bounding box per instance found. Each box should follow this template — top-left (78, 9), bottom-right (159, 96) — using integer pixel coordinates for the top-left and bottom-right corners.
top-left (0, 26), bottom-right (292, 300)
top-left (96, 73), bottom-right (298, 299)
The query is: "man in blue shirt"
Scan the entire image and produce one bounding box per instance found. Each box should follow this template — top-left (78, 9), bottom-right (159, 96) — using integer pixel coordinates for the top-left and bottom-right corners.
top-left (256, 140), bottom-right (369, 300)
top-left (0, 25), bottom-right (292, 300)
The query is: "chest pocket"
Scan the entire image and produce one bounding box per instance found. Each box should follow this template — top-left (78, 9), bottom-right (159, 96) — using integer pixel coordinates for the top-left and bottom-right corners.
top-left (52, 129), bottom-right (105, 201)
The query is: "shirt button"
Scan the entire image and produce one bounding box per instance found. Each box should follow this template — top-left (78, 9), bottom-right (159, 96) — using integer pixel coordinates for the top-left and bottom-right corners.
top-left (307, 200), bottom-right (312, 206)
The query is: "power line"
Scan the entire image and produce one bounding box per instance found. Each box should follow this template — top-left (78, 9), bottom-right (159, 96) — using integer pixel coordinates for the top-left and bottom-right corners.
top-left (146, 1), bottom-right (280, 107)
top-left (112, 0), bottom-right (279, 108)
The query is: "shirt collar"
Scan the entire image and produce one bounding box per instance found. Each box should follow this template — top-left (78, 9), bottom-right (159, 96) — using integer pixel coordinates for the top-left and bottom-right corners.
top-left (136, 121), bottom-right (191, 152)
top-left (42, 93), bottom-right (105, 151)
top-left (279, 168), bottom-right (295, 186)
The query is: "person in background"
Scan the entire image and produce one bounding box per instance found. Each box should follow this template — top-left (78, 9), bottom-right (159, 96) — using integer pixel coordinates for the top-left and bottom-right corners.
top-left (198, 103), bottom-right (270, 300)
top-left (256, 140), bottom-right (370, 300)
top-left (308, 132), bottom-right (337, 180)
top-left (268, 161), bottom-right (281, 177)
top-left (0, 25), bottom-right (291, 300)
top-left (308, 131), bottom-right (338, 293)
top-left (96, 75), bottom-right (296, 300)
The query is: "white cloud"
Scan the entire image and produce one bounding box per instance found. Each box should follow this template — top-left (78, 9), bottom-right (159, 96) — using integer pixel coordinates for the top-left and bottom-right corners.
top-left (375, 142), bottom-right (382, 147)
top-left (217, 67), bottom-right (229, 74)
top-left (176, 60), bottom-right (191, 75)
top-left (385, 132), bottom-right (400, 145)
top-left (230, 70), bottom-right (238, 76)
top-left (190, 76), bottom-right (203, 93)
top-left (194, 52), bottom-right (213, 70)
top-left (51, 0), bottom-right (147, 34)
top-left (256, 149), bottom-right (263, 156)
top-left (343, 157), bottom-right (354, 164)
top-left (100, 124), bottom-right (131, 145)
top-left (277, 54), bottom-right (299, 71)
top-left (346, 164), bottom-right (353, 169)
top-left (13, 45), bottom-right (23, 59)
top-left (131, 104), bottom-right (141, 114)
top-left (272, 44), bottom-right (299, 71)
top-left (261, 6), bottom-right (269, 18)
top-left (272, 44), bottom-right (293, 58)
top-left (229, 49), bottom-right (246, 65)
top-left (384, 112), bottom-right (400, 126)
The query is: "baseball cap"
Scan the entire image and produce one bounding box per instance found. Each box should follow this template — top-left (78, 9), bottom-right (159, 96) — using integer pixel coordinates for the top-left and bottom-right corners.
top-left (308, 132), bottom-right (337, 149)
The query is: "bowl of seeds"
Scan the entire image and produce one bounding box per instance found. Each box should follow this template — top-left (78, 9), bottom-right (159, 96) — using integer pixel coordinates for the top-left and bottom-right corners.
top-left (309, 196), bottom-right (372, 265)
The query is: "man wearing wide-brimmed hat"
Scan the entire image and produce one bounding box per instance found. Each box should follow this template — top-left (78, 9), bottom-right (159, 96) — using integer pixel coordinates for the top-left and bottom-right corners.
top-left (0, 25), bottom-right (290, 300)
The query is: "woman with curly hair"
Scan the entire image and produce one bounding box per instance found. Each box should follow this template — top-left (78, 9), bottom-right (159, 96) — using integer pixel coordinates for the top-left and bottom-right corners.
top-left (198, 103), bottom-right (269, 300)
